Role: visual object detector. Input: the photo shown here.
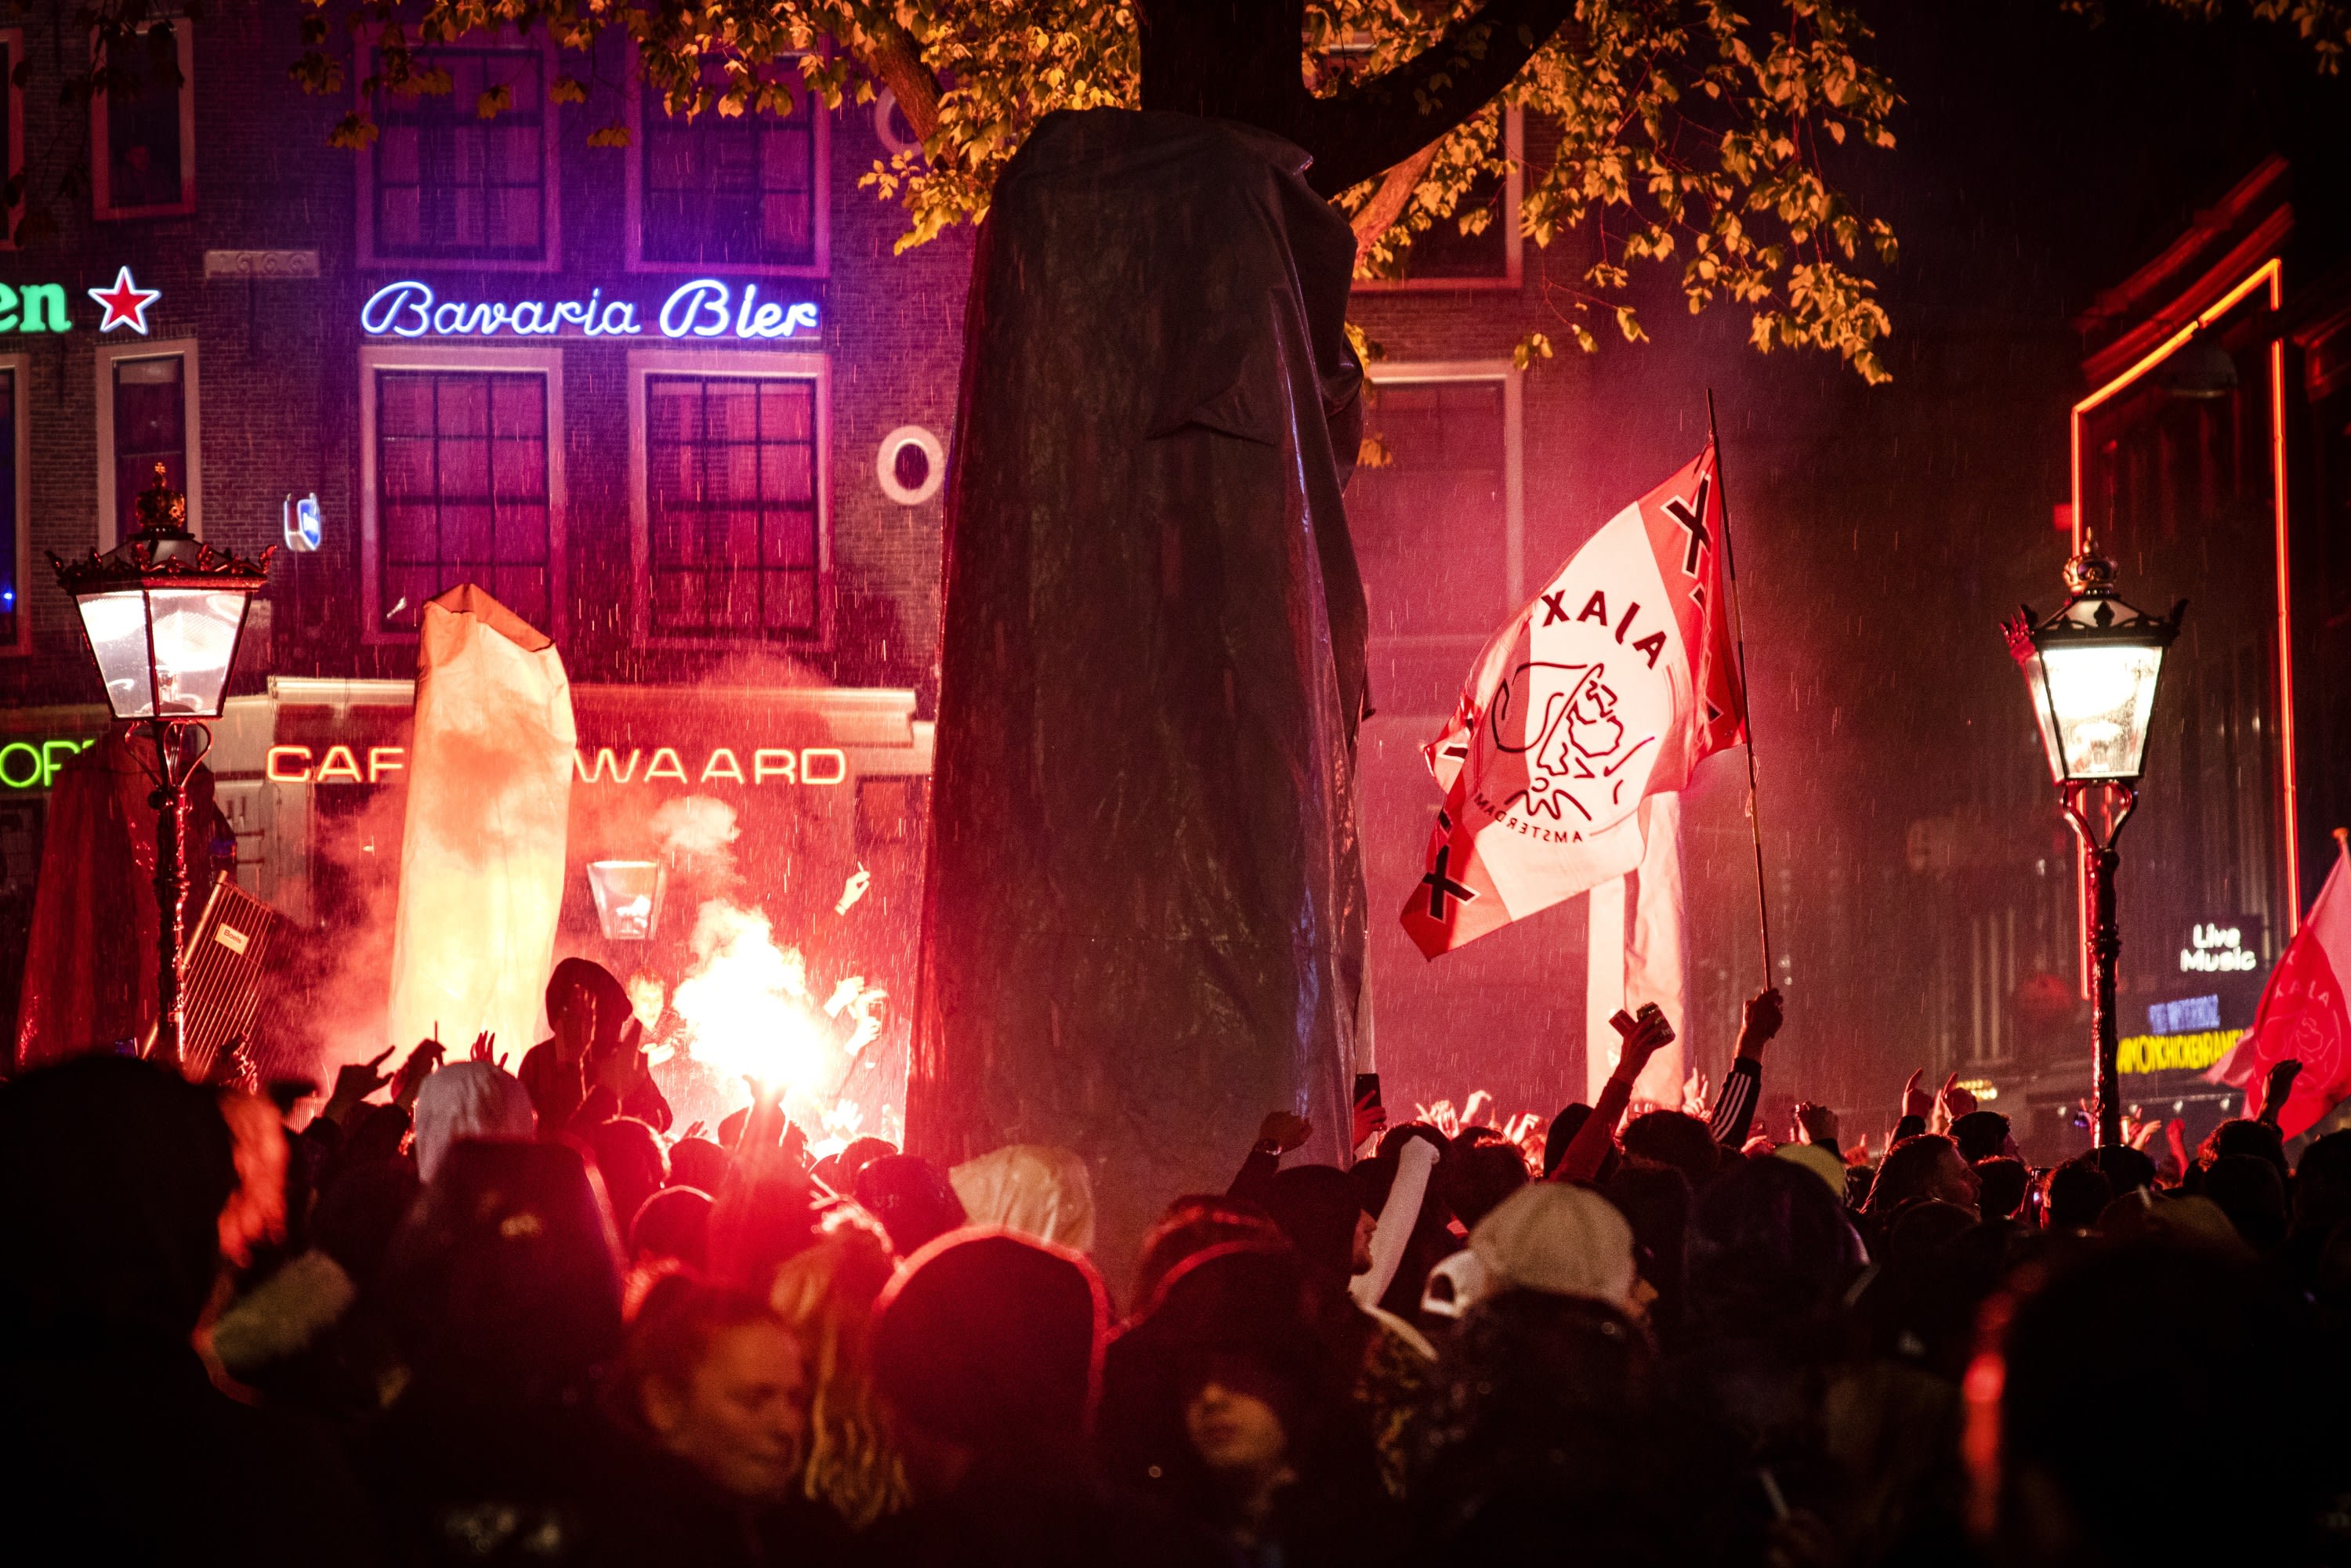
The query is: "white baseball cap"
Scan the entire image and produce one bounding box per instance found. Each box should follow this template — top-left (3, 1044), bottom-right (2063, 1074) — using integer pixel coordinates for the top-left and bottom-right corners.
top-left (1465, 1182), bottom-right (1637, 1309)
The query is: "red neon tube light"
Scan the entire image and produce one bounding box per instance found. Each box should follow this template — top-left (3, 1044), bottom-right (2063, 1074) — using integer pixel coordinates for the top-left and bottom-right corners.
top-left (2066, 257), bottom-right (2301, 935)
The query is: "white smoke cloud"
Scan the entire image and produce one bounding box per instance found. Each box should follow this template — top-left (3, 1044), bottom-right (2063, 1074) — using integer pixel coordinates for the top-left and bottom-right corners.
top-left (650, 795), bottom-right (741, 875)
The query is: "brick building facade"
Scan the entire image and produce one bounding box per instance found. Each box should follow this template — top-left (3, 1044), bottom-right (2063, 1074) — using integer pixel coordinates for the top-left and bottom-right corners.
top-left (0, 12), bottom-right (968, 1073)
top-left (0, 10), bottom-right (969, 702)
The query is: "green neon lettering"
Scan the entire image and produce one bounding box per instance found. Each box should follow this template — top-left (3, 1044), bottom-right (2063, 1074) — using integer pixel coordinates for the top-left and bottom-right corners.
top-left (0, 743), bottom-right (42, 789)
top-left (18, 284), bottom-right (70, 333)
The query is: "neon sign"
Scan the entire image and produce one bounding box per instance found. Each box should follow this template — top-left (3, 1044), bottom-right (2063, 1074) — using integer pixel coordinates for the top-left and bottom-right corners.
top-left (266, 743), bottom-right (849, 786)
top-left (88, 268), bottom-right (162, 335)
top-left (2180, 923), bottom-right (2259, 974)
top-left (0, 268), bottom-right (165, 335)
top-left (2117, 1029), bottom-right (2239, 1074)
top-left (361, 280), bottom-right (819, 342)
top-left (0, 283), bottom-right (74, 334)
top-left (2147, 994), bottom-right (2222, 1034)
top-left (0, 738), bottom-right (98, 791)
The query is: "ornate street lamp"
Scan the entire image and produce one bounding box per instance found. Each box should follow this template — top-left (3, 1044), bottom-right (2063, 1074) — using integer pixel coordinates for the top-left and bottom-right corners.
top-left (53, 463), bottom-right (271, 1068)
top-left (2004, 545), bottom-right (2183, 1148)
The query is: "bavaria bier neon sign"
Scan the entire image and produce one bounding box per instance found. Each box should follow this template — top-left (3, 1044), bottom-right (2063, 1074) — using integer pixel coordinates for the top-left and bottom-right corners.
top-left (362, 279), bottom-right (818, 341)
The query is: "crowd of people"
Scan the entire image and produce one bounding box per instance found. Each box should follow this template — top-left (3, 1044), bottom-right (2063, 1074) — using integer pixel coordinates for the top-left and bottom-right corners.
top-left (2, 959), bottom-right (2346, 1566)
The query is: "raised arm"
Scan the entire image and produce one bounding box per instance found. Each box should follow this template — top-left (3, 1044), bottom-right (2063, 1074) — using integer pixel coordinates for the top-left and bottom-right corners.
top-left (1554, 1005), bottom-right (1675, 1185)
top-left (1231, 1110), bottom-right (1312, 1203)
top-left (1709, 988), bottom-right (1782, 1147)
top-left (2257, 1059), bottom-right (2304, 1128)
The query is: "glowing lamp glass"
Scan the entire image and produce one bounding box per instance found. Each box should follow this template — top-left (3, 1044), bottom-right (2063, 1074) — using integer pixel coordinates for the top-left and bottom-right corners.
top-left (2030, 641), bottom-right (2164, 782)
top-left (2008, 557), bottom-right (2179, 786)
top-left (588, 860), bottom-right (666, 941)
top-left (74, 583), bottom-right (255, 720)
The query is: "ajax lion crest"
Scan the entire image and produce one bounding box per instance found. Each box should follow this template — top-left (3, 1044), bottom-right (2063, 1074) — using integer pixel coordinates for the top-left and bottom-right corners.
top-left (1490, 661), bottom-right (1658, 824)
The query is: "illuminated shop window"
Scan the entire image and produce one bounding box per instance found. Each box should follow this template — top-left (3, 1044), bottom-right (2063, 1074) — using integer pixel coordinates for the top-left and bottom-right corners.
top-left (91, 20), bottom-right (196, 219)
top-left (0, 362), bottom-right (18, 648)
top-left (645, 374), bottom-right (820, 637)
top-left (633, 73), bottom-right (823, 273)
top-left (96, 342), bottom-right (201, 549)
top-left (375, 369), bottom-right (552, 631)
top-left (371, 47), bottom-right (552, 265)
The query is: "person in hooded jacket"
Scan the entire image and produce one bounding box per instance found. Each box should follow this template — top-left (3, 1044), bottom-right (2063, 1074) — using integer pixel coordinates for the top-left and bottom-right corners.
top-left (1100, 1240), bottom-right (1399, 1568)
top-left (362, 1139), bottom-right (626, 1565)
top-left (860, 1229), bottom-right (1227, 1568)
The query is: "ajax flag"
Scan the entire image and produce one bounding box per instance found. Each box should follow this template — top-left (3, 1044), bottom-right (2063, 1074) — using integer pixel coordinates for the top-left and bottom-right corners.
top-left (2207, 835), bottom-right (2351, 1139)
top-left (1403, 444), bottom-right (1747, 959)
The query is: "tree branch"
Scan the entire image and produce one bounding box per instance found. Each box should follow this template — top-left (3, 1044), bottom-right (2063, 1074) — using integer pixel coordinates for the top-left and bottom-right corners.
top-left (1349, 144), bottom-right (1440, 267)
top-left (850, 15), bottom-right (944, 143)
top-left (1299, 0), bottom-right (1579, 195)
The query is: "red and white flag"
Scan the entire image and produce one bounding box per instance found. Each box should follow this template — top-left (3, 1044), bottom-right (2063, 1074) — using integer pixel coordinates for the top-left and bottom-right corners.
top-left (2208, 836), bottom-right (2351, 1138)
top-left (1403, 444), bottom-right (1746, 959)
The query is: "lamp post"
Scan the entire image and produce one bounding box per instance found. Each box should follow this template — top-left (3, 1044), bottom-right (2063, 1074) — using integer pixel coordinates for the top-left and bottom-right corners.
top-left (53, 463), bottom-right (271, 1068)
top-left (2003, 546), bottom-right (2183, 1148)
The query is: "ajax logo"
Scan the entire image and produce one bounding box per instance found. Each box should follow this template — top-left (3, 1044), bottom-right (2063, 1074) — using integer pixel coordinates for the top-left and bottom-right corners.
top-left (1490, 661), bottom-right (1657, 824)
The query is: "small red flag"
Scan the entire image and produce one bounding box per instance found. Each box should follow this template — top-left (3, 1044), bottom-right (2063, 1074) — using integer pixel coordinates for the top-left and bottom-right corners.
top-left (2208, 836), bottom-right (2351, 1138)
top-left (1402, 444), bottom-right (1746, 958)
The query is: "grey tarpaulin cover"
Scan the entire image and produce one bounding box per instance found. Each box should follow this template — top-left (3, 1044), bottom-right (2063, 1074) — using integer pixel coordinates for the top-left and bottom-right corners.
top-left (910, 108), bottom-right (1371, 1266)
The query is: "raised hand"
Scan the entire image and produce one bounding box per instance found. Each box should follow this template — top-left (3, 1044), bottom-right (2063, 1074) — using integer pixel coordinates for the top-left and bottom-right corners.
top-left (2259, 1058), bottom-right (2305, 1124)
top-left (1795, 1101), bottom-right (1840, 1150)
top-left (1901, 1069), bottom-right (1934, 1124)
top-left (1351, 1084), bottom-right (1388, 1152)
top-left (1610, 1004), bottom-right (1675, 1084)
top-left (1938, 1072), bottom-right (1976, 1124)
top-left (469, 1030), bottom-right (496, 1064)
top-left (1256, 1110), bottom-right (1313, 1153)
top-left (1682, 1069), bottom-right (1712, 1118)
top-left (1927, 1071), bottom-right (1965, 1132)
top-left (1736, 987), bottom-right (1784, 1059)
top-left (391, 1039), bottom-right (444, 1113)
top-left (324, 1046), bottom-right (396, 1127)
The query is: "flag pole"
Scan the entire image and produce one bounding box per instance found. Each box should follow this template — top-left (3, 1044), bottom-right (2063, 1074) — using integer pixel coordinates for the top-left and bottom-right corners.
top-left (1707, 389), bottom-right (1775, 988)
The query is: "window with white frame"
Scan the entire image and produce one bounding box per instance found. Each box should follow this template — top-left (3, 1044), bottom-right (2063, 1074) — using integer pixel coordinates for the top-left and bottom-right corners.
top-left (368, 360), bottom-right (556, 633)
top-left (632, 360), bottom-right (825, 641)
top-left (2, 28), bottom-right (23, 246)
top-left (91, 19), bottom-right (197, 219)
top-left (629, 67), bottom-right (826, 273)
top-left (1353, 107), bottom-right (1523, 292)
top-left (0, 356), bottom-right (24, 650)
top-left (1349, 365), bottom-right (1523, 714)
top-left (96, 340), bottom-right (201, 550)
top-left (368, 45), bottom-right (555, 266)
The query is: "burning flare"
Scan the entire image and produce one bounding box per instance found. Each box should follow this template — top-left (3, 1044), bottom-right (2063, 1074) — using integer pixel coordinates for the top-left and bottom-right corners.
top-left (670, 900), bottom-right (829, 1098)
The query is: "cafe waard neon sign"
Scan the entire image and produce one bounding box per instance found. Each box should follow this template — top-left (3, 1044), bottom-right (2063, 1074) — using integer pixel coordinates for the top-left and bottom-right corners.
top-left (361, 279), bottom-right (819, 341)
top-left (267, 744), bottom-right (848, 786)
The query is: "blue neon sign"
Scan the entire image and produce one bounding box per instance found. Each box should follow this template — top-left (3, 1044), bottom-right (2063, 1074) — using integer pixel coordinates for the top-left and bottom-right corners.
top-left (360, 280), bottom-right (819, 342)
